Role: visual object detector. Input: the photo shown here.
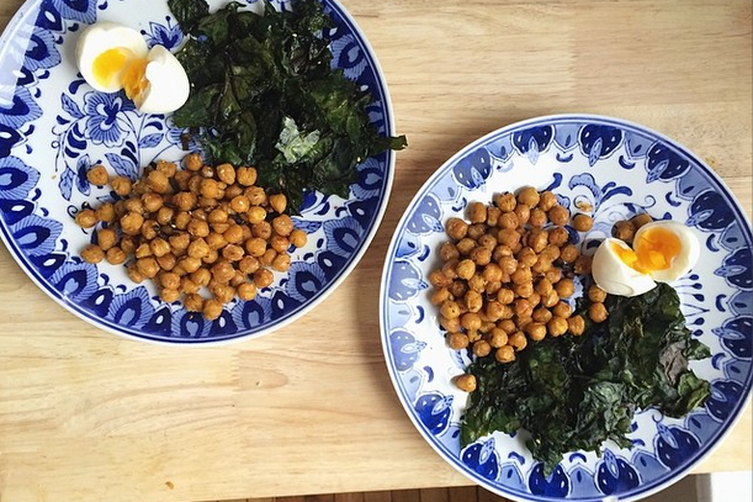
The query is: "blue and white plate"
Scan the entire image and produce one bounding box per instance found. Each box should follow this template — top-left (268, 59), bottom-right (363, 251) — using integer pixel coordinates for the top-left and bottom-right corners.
top-left (380, 115), bottom-right (752, 501)
top-left (0, 0), bottom-right (396, 343)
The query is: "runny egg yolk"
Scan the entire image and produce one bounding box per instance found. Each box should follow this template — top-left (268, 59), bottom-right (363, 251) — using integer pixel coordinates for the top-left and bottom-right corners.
top-left (612, 226), bottom-right (682, 274)
top-left (92, 47), bottom-right (148, 103)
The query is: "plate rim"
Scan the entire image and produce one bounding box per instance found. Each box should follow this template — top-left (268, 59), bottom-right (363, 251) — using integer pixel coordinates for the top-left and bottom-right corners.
top-left (0, 0), bottom-right (398, 346)
top-left (379, 112), bottom-right (753, 501)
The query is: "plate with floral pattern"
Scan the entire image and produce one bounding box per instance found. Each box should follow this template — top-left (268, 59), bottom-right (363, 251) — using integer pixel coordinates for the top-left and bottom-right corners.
top-left (380, 115), bottom-right (752, 501)
top-left (0, 0), bottom-right (397, 343)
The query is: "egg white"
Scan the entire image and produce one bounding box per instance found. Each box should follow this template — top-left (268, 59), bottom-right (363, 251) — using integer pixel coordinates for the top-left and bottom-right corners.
top-left (592, 238), bottom-right (657, 297)
top-left (136, 45), bottom-right (191, 114)
top-left (76, 22), bottom-right (148, 93)
top-left (633, 221), bottom-right (700, 282)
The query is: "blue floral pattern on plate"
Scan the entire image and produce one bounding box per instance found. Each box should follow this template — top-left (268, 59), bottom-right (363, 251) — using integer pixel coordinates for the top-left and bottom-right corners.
top-left (380, 115), bottom-right (752, 501)
top-left (0, 0), bottom-right (396, 343)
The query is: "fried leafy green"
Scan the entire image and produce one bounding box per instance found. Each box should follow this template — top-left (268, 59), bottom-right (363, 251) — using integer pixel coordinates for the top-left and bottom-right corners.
top-left (461, 283), bottom-right (711, 475)
top-left (168, 0), bottom-right (407, 213)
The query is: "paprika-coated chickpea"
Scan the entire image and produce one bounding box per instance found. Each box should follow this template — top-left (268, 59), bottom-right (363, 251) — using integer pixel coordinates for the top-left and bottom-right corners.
top-left (268, 193), bottom-right (287, 214)
top-left (105, 247), bottom-right (127, 265)
top-left (589, 302), bottom-right (609, 323)
top-left (568, 315), bottom-right (586, 335)
top-left (184, 293), bottom-right (204, 312)
top-left (552, 301), bottom-right (573, 319)
top-left (547, 316), bottom-right (569, 337)
top-left (236, 166), bottom-right (258, 186)
top-left (75, 208), bottom-right (97, 228)
top-left (572, 214), bottom-right (594, 232)
top-left (87, 165), bottom-right (109, 185)
top-left (81, 245), bottom-right (104, 263)
top-left (513, 204), bottom-right (530, 226)
top-left (467, 201), bottom-right (487, 223)
top-left (254, 268), bottom-right (274, 288)
top-left (495, 192), bottom-right (516, 212)
top-left (95, 202), bottom-right (116, 223)
top-left (548, 204), bottom-right (569, 226)
top-left (445, 218), bottom-right (469, 240)
top-left (455, 374), bottom-right (477, 392)
top-left (203, 299), bottom-right (223, 320)
top-left (111, 176), bottom-right (132, 196)
top-left (495, 345), bottom-right (515, 363)
top-left (517, 186), bottom-right (540, 208)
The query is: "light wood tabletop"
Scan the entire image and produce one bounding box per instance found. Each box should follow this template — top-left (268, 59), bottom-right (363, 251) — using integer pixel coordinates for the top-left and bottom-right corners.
top-left (0, 1), bottom-right (751, 501)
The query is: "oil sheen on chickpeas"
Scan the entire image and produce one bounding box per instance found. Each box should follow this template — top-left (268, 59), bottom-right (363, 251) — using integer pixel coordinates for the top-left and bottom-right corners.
top-left (430, 186), bottom-right (610, 391)
top-left (75, 155), bottom-right (308, 320)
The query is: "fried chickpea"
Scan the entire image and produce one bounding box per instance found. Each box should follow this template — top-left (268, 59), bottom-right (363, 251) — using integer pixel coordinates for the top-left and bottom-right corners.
top-left (174, 211), bottom-right (191, 230)
top-left (178, 256), bottom-right (202, 274)
top-left (529, 292), bottom-right (541, 308)
top-left (210, 261), bottom-right (235, 284)
top-left (126, 263), bottom-right (145, 283)
top-left (282, 229), bottom-right (305, 250)
top-left (492, 244), bottom-right (513, 262)
top-left (191, 268), bottom-right (212, 287)
top-left (186, 238), bottom-right (209, 259)
top-left (631, 213), bottom-right (653, 230)
top-left (511, 266), bottom-right (532, 285)
top-left (483, 300), bottom-right (505, 321)
top-left (514, 281), bottom-right (534, 298)
top-left (183, 152), bottom-right (203, 171)
top-left (153, 206), bottom-right (173, 226)
top-left (202, 248), bottom-right (219, 265)
top-left (207, 208), bottom-right (228, 224)
top-left (513, 298), bottom-right (533, 318)
top-left (246, 206), bottom-right (267, 225)
top-left (560, 244), bottom-right (580, 263)
top-left (482, 263), bottom-right (504, 283)
top-left (271, 253), bottom-right (291, 272)
top-left (169, 232), bottom-right (190, 253)
top-left (159, 272), bottom-right (181, 290)
top-left (245, 186), bottom-right (267, 206)
top-left (188, 175), bottom-right (203, 194)
top-left (157, 252), bottom-right (177, 271)
top-left (508, 331), bottom-right (528, 351)
top-left (454, 259), bottom-right (475, 280)
top-left (532, 306), bottom-right (553, 324)
top-left (528, 208), bottom-right (548, 228)
top-left (224, 185), bottom-right (243, 200)
top-left (112, 176), bottom-right (132, 196)
top-left (455, 373), bottom-right (477, 392)
top-left (486, 207), bottom-right (501, 227)
top-left (498, 212), bottom-right (518, 230)
top-left (120, 236), bottom-right (137, 254)
top-left (552, 301), bottom-right (573, 319)
top-left (155, 160), bottom-right (177, 177)
top-left (172, 192), bottom-right (195, 212)
top-left (150, 238), bottom-right (171, 258)
top-left (215, 163), bottom-right (236, 185)
top-left (429, 270), bottom-right (452, 289)
top-left (259, 249), bottom-right (277, 267)
top-left (254, 268), bottom-right (274, 288)
top-left (187, 219), bottom-right (210, 238)
top-left (467, 201), bottom-right (487, 223)
top-left (527, 228), bottom-right (548, 253)
top-left (574, 255), bottom-right (592, 275)
top-left (471, 339), bottom-right (492, 357)
top-left (497, 319), bottom-right (516, 334)
top-left (572, 214), bottom-right (594, 232)
top-left (223, 225), bottom-right (244, 244)
top-left (497, 228), bottom-right (521, 248)
top-left (237, 256), bottom-right (259, 275)
top-left (87, 164), bottom-right (109, 185)
top-left (459, 312), bottom-right (481, 331)
top-left (548, 204), bottom-right (569, 226)
top-left (469, 246), bottom-right (492, 266)
top-left (140, 220), bottom-right (158, 240)
top-left (431, 288), bottom-right (452, 306)
top-left (203, 299), bottom-right (223, 320)
top-left (495, 345), bottom-right (515, 363)
top-left (201, 165), bottom-right (215, 179)
top-left (252, 221), bottom-right (272, 240)
top-left (270, 235), bottom-right (290, 253)
top-left (516, 247), bottom-right (536, 268)
top-left (244, 237), bottom-right (267, 258)
top-left (517, 187), bottom-right (540, 208)
top-left (554, 278), bottom-right (575, 298)
top-left (588, 284), bottom-right (608, 303)
top-left (235, 282), bottom-right (256, 301)
top-left (447, 332), bottom-right (469, 350)
top-left (120, 211), bottom-right (144, 235)
top-left (455, 238), bottom-right (476, 256)
top-left (464, 290), bottom-right (483, 313)
top-left (184, 293), bottom-right (204, 312)
top-left (230, 270), bottom-right (246, 288)
top-left (230, 195), bottom-right (250, 214)
top-left (487, 328), bottom-right (508, 348)
top-left (514, 204), bottom-right (530, 226)
top-left (545, 267), bottom-right (562, 284)
top-left (589, 302), bottom-right (609, 323)
top-left (531, 256), bottom-right (553, 276)
top-left (614, 220), bottom-right (636, 242)
top-left (146, 170), bottom-right (169, 194)
top-left (541, 244), bottom-right (561, 262)
top-left (81, 244), bottom-right (105, 263)
top-left (180, 278), bottom-right (200, 295)
top-left (445, 217), bottom-right (469, 241)
top-left (272, 215), bottom-right (294, 237)
top-left (200, 179), bottom-right (222, 199)
top-left (136, 257), bottom-right (159, 278)
top-left (236, 166), bottom-right (258, 186)
top-left (496, 288), bottom-right (515, 305)
top-left (547, 316), bottom-right (568, 337)
top-left (75, 208), bottom-right (97, 228)
top-left (466, 223), bottom-right (486, 241)
top-left (548, 226), bottom-right (569, 247)
top-left (268, 193), bottom-right (287, 214)
top-left (467, 274), bottom-right (487, 293)
top-left (105, 247), bottom-right (127, 265)
top-left (568, 315), bottom-right (586, 336)
top-left (535, 278), bottom-right (554, 296)
top-left (477, 234), bottom-right (497, 250)
top-left (95, 202), bottom-right (116, 223)
top-left (96, 228), bottom-right (117, 251)
top-left (541, 290), bottom-right (559, 309)
top-left (495, 192), bottom-right (516, 212)
top-left (440, 315), bottom-right (461, 333)
top-left (160, 288), bottom-right (180, 303)
top-left (538, 191), bottom-right (558, 211)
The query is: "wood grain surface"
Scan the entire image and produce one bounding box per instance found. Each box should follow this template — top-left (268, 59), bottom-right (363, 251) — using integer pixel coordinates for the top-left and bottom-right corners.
top-left (0, 1), bottom-right (751, 502)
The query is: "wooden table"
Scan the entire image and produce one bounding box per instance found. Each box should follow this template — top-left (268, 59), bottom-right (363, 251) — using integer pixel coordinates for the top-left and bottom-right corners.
top-left (0, 1), bottom-right (751, 501)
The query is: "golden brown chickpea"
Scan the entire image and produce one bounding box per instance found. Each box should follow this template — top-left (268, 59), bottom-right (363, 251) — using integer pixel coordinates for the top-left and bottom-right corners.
top-left (508, 331), bottom-right (528, 351)
top-left (140, 220), bottom-right (158, 241)
top-left (560, 244), bottom-right (579, 263)
top-left (183, 153), bottom-right (203, 172)
top-left (168, 233), bottom-right (190, 254)
top-left (454, 259), bottom-right (475, 280)
top-left (511, 265), bottom-right (532, 285)
top-left (149, 238), bottom-right (170, 258)
top-left (178, 256), bottom-right (202, 274)
top-left (431, 288), bottom-right (452, 306)
top-left (498, 212), bottom-right (519, 230)
top-left (631, 213), bottom-right (653, 230)
top-left (159, 272), bottom-right (181, 290)
top-left (245, 186), bottom-right (267, 206)
top-left (528, 208), bottom-right (548, 228)
top-left (159, 288), bottom-right (180, 303)
top-left (535, 278), bottom-right (554, 296)
top-left (171, 192), bottom-right (194, 212)
top-left (155, 160), bottom-right (177, 178)
top-left (492, 244), bottom-right (513, 263)
top-left (236, 256), bottom-right (259, 276)
top-left (252, 221), bottom-right (272, 240)
top-left (157, 252), bottom-right (176, 271)
top-left (184, 293), bottom-right (204, 312)
top-left (75, 208), bottom-right (97, 229)
top-left (111, 176), bottom-right (132, 196)
top-left (467, 274), bottom-right (487, 293)
top-left (496, 288), bottom-right (514, 305)
top-left (555, 278), bottom-right (575, 298)
top-left (236, 166), bottom-right (258, 186)
top-left (513, 298), bottom-right (533, 318)
top-left (180, 278), bottom-right (200, 295)
top-left (229, 195), bottom-right (250, 214)
top-left (542, 290), bottom-right (560, 309)
top-left (119, 235), bottom-right (136, 254)
top-left (547, 316), bottom-right (569, 337)
top-left (126, 263), bottom-right (145, 283)
top-left (540, 244), bottom-right (561, 263)
top-left (235, 282), bottom-right (256, 301)
top-left (242, 237), bottom-right (265, 258)
top-left (186, 238), bottom-right (209, 259)
top-left (246, 206), bottom-right (266, 225)
top-left (171, 265), bottom-right (187, 277)
top-left (172, 170), bottom-right (191, 190)
top-left (545, 267), bottom-right (562, 285)
top-left (229, 270), bottom-right (246, 288)
top-left (203, 298), bottom-right (223, 320)
top-left (497, 228), bottom-right (521, 248)
top-left (200, 179), bottom-right (222, 200)
top-left (80, 244), bottom-right (104, 263)
top-left (514, 204), bottom-right (531, 226)
top-left (548, 204), bottom-right (569, 227)
top-left (467, 223), bottom-right (486, 241)
top-left (201, 165), bottom-right (215, 179)
top-left (529, 292), bottom-right (541, 308)
top-left (497, 319), bottom-right (516, 334)
top-left (202, 248), bottom-right (219, 265)
top-left (614, 220), bottom-right (636, 242)
top-left (469, 246), bottom-right (492, 266)
top-left (461, 312), bottom-right (482, 331)
top-left (136, 257), bottom-right (159, 278)
top-left (272, 253), bottom-right (292, 273)
top-left (224, 185), bottom-right (243, 200)
top-left (269, 193), bottom-right (287, 214)
top-left (440, 300), bottom-right (461, 320)
top-left (527, 228), bottom-right (548, 253)
top-left (471, 339), bottom-right (491, 357)
top-left (270, 235), bottom-right (290, 253)
top-left (120, 211), bottom-right (144, 235)
top-left (467, 201), bottom-right (487, 223)
top-left (190, 268), bottom-right (211, 288)
top-left (210, 260), bottom-right (235, 284)
top-left (589, 302), bottom-right (609, 323)
top-left (429, 270), bottom-right (451, 289)
top-left (152, 206), bottom-right (172, 226)
top-left (515, 247), bottom-right (536, 268)
top-left (487, 328), bottom-right (508, 348)
top-left (105, 247), bottom-right (126, 265)
top-left (477, 234), bottom-right (497, 250)
top-left (254, 268), bottom-right (274, 288)
top-left (172, 211), bottom-right (190, 230)
top-left (188, 175), bottom-right (203, 194)
top-left (94, 228), bottom-right (116, 251)
top-left (146, 170), bottom-right (170, 194)
top-left (548, 227), bottom-right (570, 247)
top-left (455, 373), bottom-right (477, 392)
top-left (517, 187), bottom-right (540, 208)
top-left (86, 164), bottom-right (109, 185)
top-left (447, 332), bottom-right (469, 350)
top-left (187, 219), bottom-right (209, 238)
top-left (486, 207), bottom-right (501, 227)
top-left (94, 202), bottom-right (115, 224)
top-left (588, 284), bottom-right (608, 303)
top-left (531, 256), bottom-right (553, 276)
top-left (495, 345), bottom-right (516, 363)
top-left (448, 280), bottom-right (467, 299)
top-left (568, 315), bottom-right (586, 336)
top-left (572, 214), bottom-right (594, 232)
top-left (538, 191), bottom-right (558, 211)
top-left (221, 244), bottom-right (244, 262)
top-left (574, 255), bottom-right (592, 275)
top-left (463, 290), bottom-right (483, 313)
top-left (481, 300), bottom-right (503, 321)
top-left (514, 281), bottom-right (534, 298)
top-left (445, 217), bottom-right (469, 241)
top-left (456, 238), bottom-right (476, 256)
top-left (532, 306), bottom-right (553, 324)
top-left (552, 301), bottom-right (573, 319)
top-left (272, 215), bottom-right (294, 237)
top-left (259, 248), bottom-right (277, 267)
top-left (482, 263), bottom-right (504, 283)
top-left (495, 192), bottom-right (516, 212)
top-left (222, 225), bottom-right (243, 245)
top-left (214, 163), bottom-right (236, 185)
top-left (207, 208), bottom-right (228, 224)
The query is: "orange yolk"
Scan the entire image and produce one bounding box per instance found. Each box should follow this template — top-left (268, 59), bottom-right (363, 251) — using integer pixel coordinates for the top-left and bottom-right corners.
top-left (122, 58), bottom-right (149, 102)
top-left (92, 47), bottom-right (148, 101)
top-left (611, 227), bottom-right (682, 274)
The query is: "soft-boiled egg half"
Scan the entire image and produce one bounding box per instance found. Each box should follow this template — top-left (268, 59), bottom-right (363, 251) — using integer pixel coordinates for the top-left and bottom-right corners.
top-left (592, 220), bottom-right (700, 297)
top-left (75, 22), bottom-right (189, 114)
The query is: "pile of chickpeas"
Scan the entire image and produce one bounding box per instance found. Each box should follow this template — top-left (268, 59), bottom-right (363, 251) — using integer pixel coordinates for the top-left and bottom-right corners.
top-left (75, 154), bottom-right (307, 320)
top-left (430, 187), bottom-right (612, 392)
